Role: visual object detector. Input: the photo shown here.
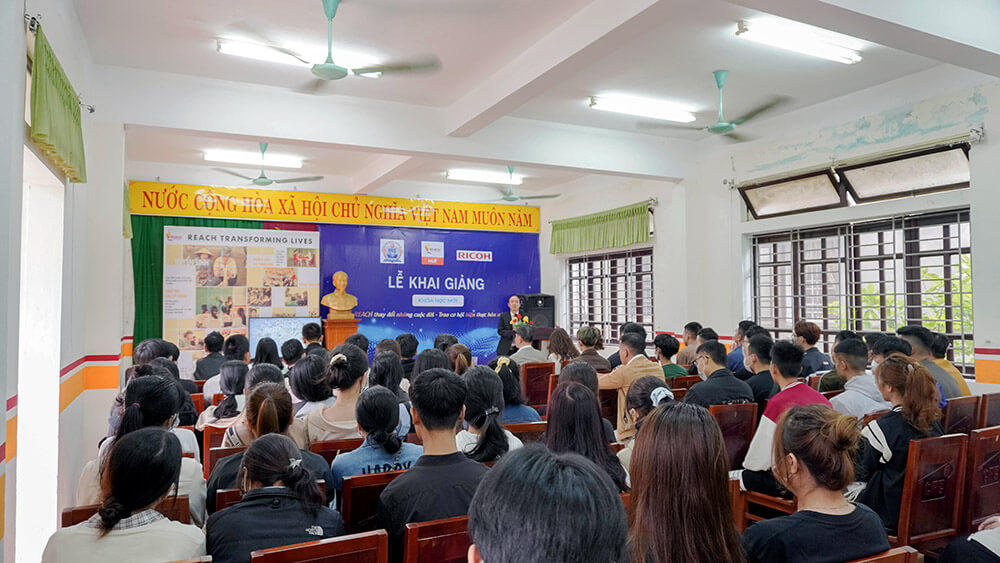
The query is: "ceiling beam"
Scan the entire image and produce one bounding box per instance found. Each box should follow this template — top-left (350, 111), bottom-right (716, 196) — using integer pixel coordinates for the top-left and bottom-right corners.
top-left (445, 0), bottom-right (683, 137)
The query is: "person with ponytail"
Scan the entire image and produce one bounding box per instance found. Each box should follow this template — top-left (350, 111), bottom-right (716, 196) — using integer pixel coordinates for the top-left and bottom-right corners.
top-left (78, 375), bottom-right (207, 526)
top-left (743, 405), bottom-right (889, 562)
top-left (196, 360), bottom-right (249, 431)
top-left (222, 363), bottom-right (301, 449)
top-left (856, 352), bottom-right (943, 531)
top-left (330, 387), bottom-right (423, 504)
top-left (618, 376), bottom-right (673, 472)
top-left (305, 343), bottom-right (369, 444)
top-left (367, 351), bottom-right (413, 435)
top-left (457, 366), bottom-right (522, 463)
top-left (206, 434), bottom-right (345, 563)
top-left (288, 354), bottom-right (336, 418)
top-left (44, 428), bottom-right (205, 562)
top-left (546, 382), bottom-right (628, 492)
top-left (207, 382), bottom-right (334, 514)
top-left (446, 343), bottom-right (472, 375)
top-left (493, 357), bottom-right (541, 424)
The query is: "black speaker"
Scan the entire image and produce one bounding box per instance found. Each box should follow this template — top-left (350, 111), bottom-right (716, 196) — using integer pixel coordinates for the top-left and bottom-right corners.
top-left (518, 293), bottom-right (555, 328)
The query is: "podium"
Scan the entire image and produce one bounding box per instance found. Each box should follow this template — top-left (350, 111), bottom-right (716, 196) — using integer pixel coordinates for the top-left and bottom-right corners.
top-left (323, 318), bottom-right (359, 349)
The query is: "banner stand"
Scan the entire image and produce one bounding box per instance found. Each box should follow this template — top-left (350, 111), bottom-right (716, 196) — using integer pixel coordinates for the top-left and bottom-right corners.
top-left (324, 318), bottom-right (359, 349)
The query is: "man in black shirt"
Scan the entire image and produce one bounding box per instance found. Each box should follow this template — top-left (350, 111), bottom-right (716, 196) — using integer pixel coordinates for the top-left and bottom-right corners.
top-left (193, 331), bottom-right (225, 380)
top-left (743, 332), bottom-right (778, 420)
top-left (683, 340), bottom-right (753, 408)
top-left (302, 322), bottom-right (326, 356)
top-left (607, 323), bottom-right (647, 370)
top-left (376, 368), bottom-right (488, 562)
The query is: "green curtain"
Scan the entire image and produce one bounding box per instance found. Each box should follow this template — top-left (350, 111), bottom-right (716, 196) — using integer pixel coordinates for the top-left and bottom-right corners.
top-left (131, 215), bottom-right (263, 344)
top-left (30, 26), bottom-right (87, 183)
top-left (549, 200), bottom-right (650, 254)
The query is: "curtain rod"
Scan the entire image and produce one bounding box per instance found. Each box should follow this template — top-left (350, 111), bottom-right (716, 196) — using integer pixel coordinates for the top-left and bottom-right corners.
top-left (547, 197), bottom-right (658, 224)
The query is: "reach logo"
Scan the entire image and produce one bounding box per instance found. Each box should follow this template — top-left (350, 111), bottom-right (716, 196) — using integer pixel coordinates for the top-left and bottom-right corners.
top-left (380, 239), bottom-right (404, 264)
top-left (421, 241), bottom-right (444, 265)
top-left (456, 250), bottom-right (493, 262)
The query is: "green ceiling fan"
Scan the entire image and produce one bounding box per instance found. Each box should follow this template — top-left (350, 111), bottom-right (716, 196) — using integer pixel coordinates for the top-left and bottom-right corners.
top-left (638, 70), bottom-right (788, 142)
top-left (485, 166), bottom-right (561, 203)
top-left (213, 143), bottom-right (324, 187)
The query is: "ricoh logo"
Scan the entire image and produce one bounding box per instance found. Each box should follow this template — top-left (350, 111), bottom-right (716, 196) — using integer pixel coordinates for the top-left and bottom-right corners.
top-left (456, 250), bottom-right (493, 262)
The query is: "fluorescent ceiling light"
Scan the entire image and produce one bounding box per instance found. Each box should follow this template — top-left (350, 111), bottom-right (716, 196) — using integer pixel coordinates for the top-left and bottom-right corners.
top-left (736, 19), bottom-right (863, 64)
top-left (446, 169), bottom-right (523, 185)
top-left (589, 95), bottom-right (697, 123)
top-left (217, 38), bottom-right (380, 75)
top-left (203, 149), bottom-right (303, 169)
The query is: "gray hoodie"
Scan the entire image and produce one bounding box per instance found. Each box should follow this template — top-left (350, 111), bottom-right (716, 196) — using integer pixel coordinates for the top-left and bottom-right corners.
top-left (830, 372), bottom-right (893, 419)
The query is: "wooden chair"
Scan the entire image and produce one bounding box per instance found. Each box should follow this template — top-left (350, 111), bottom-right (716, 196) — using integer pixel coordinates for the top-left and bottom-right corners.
top-left (962, 425), bottom-right (1000, 533)
top-left (62, 495), bottom-right (191, 527)
top-left (728, 478), bottom-right (746, 531)
top-left (202, 425), bottom-right (226, 476)
top-left (342, 470), bottom-right (406, 533)
top-left (708, 403), bottom-right (758, 470)
top-left (609, 442), bottom-right (626, 454)
top-left (943, 395), bottom-right (981, 435)
top-left (217, 481), bottom-right (327, 512)
top-left (520, 363), bottom-right (555, 408)
top-left (166, 557), bottom-right (213, 563)
top-left (250, 529), bottom-right (388, 562)
top-left (806, 374), bottom-right (823, 390)
top-left (207, 446), bottom-right (247, 481)
top-left (821, 389), bottom-right (844, 400)
top-left (310, 438), bottom-right (365, 465)
top-left (504, 421), bottom-right (547, 444)
top-left (860, 410), bottom-right (891, 429)
top-left (598, 388), bottom-right (618, 424)
top-left (845, 546), bottom-right (918, 562)
top-left (890, 433), bottom-right (968, 549)
top-left (619, 492), bottom-right (631, 514)
top-left (980, 393), bottom-right (1000, 428)
top-left (190, 393), bottom-right (205, 414)
top-left (403, 515), bottom-right (470, 563)
top-left (405, 433), bottom-right (423, 446)
top-left (741, 490), bottom-right (796, 531)
top-left (670, 375), bottom-right (701, 390)
top-left (545, 373), bottom-right (559, 407)
top-left (671, 388), bottom-right (688, 401)
top-left (194, 380), bottom-right (206, 392)
top-left (212, 393), bottom-right (224, 406)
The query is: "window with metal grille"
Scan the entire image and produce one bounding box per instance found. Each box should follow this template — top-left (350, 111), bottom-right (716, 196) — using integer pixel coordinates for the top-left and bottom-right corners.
top-left (752, 209), bottom-right (973, 375)
top-left (568, 248), bottom-right (654, 344)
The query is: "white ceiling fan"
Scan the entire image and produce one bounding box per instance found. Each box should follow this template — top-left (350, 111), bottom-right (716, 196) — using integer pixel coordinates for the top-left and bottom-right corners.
top-left (484, 166), bottom-right (561, 202)
top-left (212, 143), bottom-right (324, 187)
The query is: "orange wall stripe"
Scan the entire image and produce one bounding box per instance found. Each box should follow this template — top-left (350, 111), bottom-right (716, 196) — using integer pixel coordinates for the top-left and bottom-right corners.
top-left (4, 417), bottom-right (15, 463)
top-left (975, 359), bottom-right (1000, 384)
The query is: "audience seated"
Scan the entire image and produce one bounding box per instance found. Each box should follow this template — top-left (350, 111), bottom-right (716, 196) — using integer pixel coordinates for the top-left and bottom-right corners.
top-left (304, 344), bottom-right (369, 443)
top-left (728, 320), bottom-right (757, 380)
top-left (686, 327), bottom-right (721, 376)
top-left (940, 515), bottom-right (1000, 562)
top-left (653, 333), bottom-right (687, 383)
top-left (206, 434), bottom-right (346, 563)
top-left (467, 445), bottom-right (627, 563)
top-left (493, 357), bottom-right (540, 424)
top-left (330, 387), bottom-right (423, 504)
top-left (280, 338), bottom-right (304, 373)
top-left (828, 339), bottom-right (892, 419)
top-left (817, 330), bottom-right (862, 392)
top-left (222, 364), bottom-right (300, 448)
top-left (369, 351), bottom-right (411, 406)
top-left (598, 332), bottom-right (665, 440)
top-left (345, 333), bottom-right (370, 356)
top-left (194, 331), bottom-right (226, 381)
top-left (301, 322), bottom-right (326, 356)
top-left (683, 340), bottom-right (753, 408)
top-left (546, 382), bottom-right (628, 492)
top-left (196, 360), bottom-right (248, 431)
top-left (288, 354), bottom-right (335, 418)
top-left (79, 375), bottom-right (207, 526)
top-left (930, 332), bottom-right (971, 396)
top-left (742, 405), bottom-right (890, 563)
top-left (433, 333), bottom-right (459, 352)
top-left (630, 402), bottom-right (744, 563)
top-left (147, 359), bottom-right (198, 427)
top-left (574, 325), bottom-right (612, 372)
top-left (856, 353), bottom-right (944, 531)
top-left (457, 366), bottom-right (522, 462)
top-left (870, 336), bottom-right (911, 371)
top-left (607, 323), bottom-right (647, 370)
top-left (446, 343), bottom-right (472, 375)
top-left (508, 325), bottom-right (548, 365)
top-left (108, 338), bottom-right (176, 435)
top-left (739, 340), bottom-right (831, 496)
top-left (410, 348), bottom-right (450, 381)
top-left (897, 325), bottom-right (963, 399)
top-left (207, 383), bottom-right (333, 514)
top-left (793, 321), bottom-right (833, 378)
top-left (375, 338), bottom-right (401, 357)
top-left (250, 337), bottom-right (284, 372)
top-left (743, 331), bottom-right (778, 419)
top-left (618, 376), bottom-right (673, 472)
top-left (395, 333), bottom-right (418, 376)
top-left (674, 321), bottom-right (703, 368)
top-left (152, 356), bottom-right (197, 395)
top-left (203, 334), bottom-right (251, 398)
top-left (46, 428), bottom-right (205, 562)
top-left (560, 362), bottom-right (616, 442)
top-left (375, 368), bottom-right (488, 563)
top-left (546, 327), bottom-right (579, 373)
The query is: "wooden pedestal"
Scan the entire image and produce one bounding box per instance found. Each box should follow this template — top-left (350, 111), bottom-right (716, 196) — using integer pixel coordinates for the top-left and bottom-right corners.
top-left (323, 318), bottom-right (359, 349)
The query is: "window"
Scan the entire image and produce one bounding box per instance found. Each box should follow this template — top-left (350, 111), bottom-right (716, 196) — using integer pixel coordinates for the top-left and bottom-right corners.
top-left (568, 248), bottom-right (653, 344)
top-left (752, 209), bottom-right (973, 374)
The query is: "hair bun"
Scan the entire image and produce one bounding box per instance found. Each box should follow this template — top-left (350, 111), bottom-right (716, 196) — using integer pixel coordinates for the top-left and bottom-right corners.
top-left (827, 414), bottom-right (860, 452)
top-left (328, 353), bottom-right (348, 367)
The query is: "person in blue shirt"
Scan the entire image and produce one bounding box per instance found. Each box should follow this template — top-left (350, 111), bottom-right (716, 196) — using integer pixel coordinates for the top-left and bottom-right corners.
top-left (727, 320), bottom-right (757, 380)
top-left (493, 357), bottom-right (542, 424)
top-left (794, 320), bottom-right (834, 378)
top-left (329, 386), bottom-right (422, 506)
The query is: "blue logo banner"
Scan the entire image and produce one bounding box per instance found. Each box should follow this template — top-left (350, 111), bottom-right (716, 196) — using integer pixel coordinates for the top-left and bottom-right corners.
top-left (319, 224), bottom-right (540, 362)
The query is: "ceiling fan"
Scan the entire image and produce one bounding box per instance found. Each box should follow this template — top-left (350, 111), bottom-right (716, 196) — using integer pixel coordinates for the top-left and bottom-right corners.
top-left (213, 143), bottom-right (324, 187)
top-left (485, 166), bottom-right (561, 203)
top-left (637, 70), bottom-right (788, 142)
top-left (233, 0), bottom-right (440, 91)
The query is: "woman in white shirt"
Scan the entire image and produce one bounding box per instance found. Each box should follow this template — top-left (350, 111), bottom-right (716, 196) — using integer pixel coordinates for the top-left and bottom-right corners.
top-left (48, 427), bottom-right (205, 562)
top-left (456, 367), bottom-right (522, 462)
top-left (196, 360), bottom-right (247, 431)
top-left (304, 345), bottom-right (368, 444)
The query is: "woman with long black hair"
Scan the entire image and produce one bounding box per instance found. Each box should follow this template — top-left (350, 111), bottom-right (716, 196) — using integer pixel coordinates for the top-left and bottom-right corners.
top-left (250, 337), bottom-right (283, 371)
top-left (457, 367), bottom-right (522, 463)
top-left (546, 382), bottom-right (628, 492)
top-left (196, 360), bottom-right (248, 431)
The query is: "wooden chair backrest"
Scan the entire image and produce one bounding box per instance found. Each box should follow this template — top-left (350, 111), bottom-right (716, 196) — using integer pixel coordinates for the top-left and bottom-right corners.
top-left (545, 373), bottom-right (559, 407)
top-left (708, 403), bottom-right (758, 470)
top-left (403, 515), bottom-right (470, 563)
top-left (963, 425), bottom-right (1000, 533)
top-left (943, 395), bottom-right (981, 435)
top-left (207, 446), bottom-right (247, 481)
top-left (821, 389), bottom-right (844, 399)
top-left (860, 410), bottom-right (891, 429)
top-left (671, 388), bottom-right (688, 401)
top-left (671, 375), bottom-right (701, 390)
top-left (342, 470), bottom-right (406, 533)
top-left (598, 388), bottom-right (618, 424)
top-left (503, 421), bottom-right (547, 444)
top-left (250, 529), bottom-right (388, 563)
top-left (893, 433), bottom-right (968, 546)
top-left (609, 442), bottom-right (625, 454)
top-left (202, 425), bottom-right (226, 476)
top-left (190, 393), bottom-right (205, 414)
top-left (806, 374), bottom-right (823, 390)
top-left (980, 393), bottom-right (1000, 429)
top-left (405, 433), bottom-right (422, 446)
top-left (194, 380), bottom-right (206, 392)
top-left (561, 360), bottom-right (573, 369)
top-left (519, 363), bottom-right (555, 408)
top-left (166, 557), bottom-right (212, 563)
top-left (216, 481), bottom-right (328, 512)
top-left (212, 393), bottom-right (224, 406)
top-left (310, 438), bottom-right (365, 465)
top-left (844, 546), bottom-right (918, 562)
top-left (62, 495), bottom-right (190, 527)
